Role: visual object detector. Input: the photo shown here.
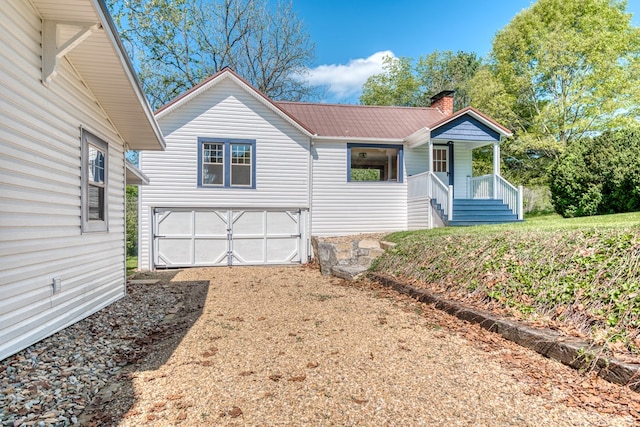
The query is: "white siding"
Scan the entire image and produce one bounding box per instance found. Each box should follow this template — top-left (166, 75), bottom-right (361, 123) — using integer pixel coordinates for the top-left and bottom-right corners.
top-left (407, 198), bottom-right (431, 230)
top-left (139, 78), bottom-right (311, 269)
top-left (453, 143), bottom-right (473, 199)
top-left (0, 0), bottom-right (128, 360)
top-left (311, 142), bottom-right (407, 236)
top-left (405, 144), bottom-right (430, 177)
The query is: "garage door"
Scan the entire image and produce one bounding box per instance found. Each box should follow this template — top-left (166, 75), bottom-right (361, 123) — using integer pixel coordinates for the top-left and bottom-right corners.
top-left (153, 209), bottom-right (305, 267)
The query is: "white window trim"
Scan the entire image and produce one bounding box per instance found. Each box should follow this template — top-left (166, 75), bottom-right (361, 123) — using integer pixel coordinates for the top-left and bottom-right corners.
top-left (81, 129), bottom-right (109, 232)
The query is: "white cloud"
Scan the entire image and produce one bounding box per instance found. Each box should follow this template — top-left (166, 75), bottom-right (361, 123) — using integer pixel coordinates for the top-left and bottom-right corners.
top-left (304, 50), bottom-right (396, 102)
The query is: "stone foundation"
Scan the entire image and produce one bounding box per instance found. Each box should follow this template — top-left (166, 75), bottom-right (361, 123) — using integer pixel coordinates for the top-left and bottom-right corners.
top-left (311, 234), bottom-right (395, 280)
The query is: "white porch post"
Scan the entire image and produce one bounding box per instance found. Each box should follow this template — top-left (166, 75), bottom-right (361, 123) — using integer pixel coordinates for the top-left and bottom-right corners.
top-left (493, 140), bottom-right (501, 176)
top-left (493, 140), bottom-right (500, 199)
top-left (428, 139), bottom-right (434, 173)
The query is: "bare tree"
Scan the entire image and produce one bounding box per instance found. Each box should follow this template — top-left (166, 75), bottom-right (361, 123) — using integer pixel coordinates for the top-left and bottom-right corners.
top-left (108, 0), bottom-right (317, 109)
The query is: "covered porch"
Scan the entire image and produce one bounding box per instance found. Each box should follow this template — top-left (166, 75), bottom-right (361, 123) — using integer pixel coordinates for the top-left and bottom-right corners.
top-left (407, 108), bottom-right (523, 228)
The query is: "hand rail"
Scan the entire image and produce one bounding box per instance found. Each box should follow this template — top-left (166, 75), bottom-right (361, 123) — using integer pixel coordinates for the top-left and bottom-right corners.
top-left (408, 172), bottom-right (451, 221)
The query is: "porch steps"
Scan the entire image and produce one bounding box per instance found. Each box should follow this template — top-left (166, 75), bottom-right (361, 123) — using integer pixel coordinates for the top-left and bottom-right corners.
top-left (448, 199), bottom-right (520, 226)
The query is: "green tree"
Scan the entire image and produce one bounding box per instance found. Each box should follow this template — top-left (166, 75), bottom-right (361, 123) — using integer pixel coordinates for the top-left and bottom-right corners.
top-left (108, 0), bottom-right (317, 109)
top-left (472, 0), bottom-right (640, 161)
top-left (549, 129), bottom-right (640, 217)
top-left (360, 51), bottom-right (481, 110)
top-left (126, 185), bottom-right (138, 257)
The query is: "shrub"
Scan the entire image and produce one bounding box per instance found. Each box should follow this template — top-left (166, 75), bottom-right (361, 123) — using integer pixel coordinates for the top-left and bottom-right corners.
top-left (550, 129), bottom-right (640, 217)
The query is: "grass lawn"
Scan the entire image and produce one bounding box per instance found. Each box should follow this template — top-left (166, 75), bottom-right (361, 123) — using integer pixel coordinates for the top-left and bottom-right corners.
top-left (126, 256), bottom-right (137, 276)
top-left (376, 211), bottom-right (640, 356)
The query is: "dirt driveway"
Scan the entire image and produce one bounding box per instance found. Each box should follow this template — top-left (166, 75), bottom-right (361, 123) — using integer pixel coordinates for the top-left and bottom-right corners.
top-left (100, 266), bottom-right (637, 426)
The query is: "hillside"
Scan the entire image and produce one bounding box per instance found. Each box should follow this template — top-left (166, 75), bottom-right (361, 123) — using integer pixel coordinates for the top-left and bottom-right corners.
top-left (373, 213), bottom-right (640, 358)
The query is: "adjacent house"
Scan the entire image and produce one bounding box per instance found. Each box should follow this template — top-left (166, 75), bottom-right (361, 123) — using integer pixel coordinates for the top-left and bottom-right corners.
top-left (0, 0), bottom-right (165, 360)
top-left (138, 68), bottom-right (519, 270)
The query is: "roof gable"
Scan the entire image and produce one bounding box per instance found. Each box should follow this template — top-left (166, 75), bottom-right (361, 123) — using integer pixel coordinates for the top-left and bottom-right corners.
top-left (430, 107), bottom-right (512, 138)
top-left (155, 68), bottom-right (314, 137)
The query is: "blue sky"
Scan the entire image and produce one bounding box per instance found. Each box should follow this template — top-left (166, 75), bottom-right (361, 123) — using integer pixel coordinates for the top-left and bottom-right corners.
top-left (294, 0), bottom-right (640, 103)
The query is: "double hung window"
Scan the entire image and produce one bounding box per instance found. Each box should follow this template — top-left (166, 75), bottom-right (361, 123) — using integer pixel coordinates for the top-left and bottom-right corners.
top-left (81, 129), bottom-right (108, 232)
top-left (199, 138), bottom-right (256, 188)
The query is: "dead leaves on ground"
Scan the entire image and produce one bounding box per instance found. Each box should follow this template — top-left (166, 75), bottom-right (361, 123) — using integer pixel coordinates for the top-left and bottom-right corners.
top-left (352, 278), bottom-right (640, 422)
top-left (220, 406), bottom-right (243, 418)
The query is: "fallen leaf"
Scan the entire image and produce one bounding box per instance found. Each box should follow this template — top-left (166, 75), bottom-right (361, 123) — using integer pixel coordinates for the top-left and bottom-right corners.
top-left (269, 374), bottom-right (283, 382)
top-left (176, 412), bottom-right (187, 421)
top-left (352, 397), bottom-right (368, 404)
top-left (288, 374), bottom-right (306, 382)
top-left (229, 406), bottom-right (243, 418)
top-left (239, 370), bottom-right (255, 376)
top-left (166, 394), bottom-right (184, 401)
top-left (307, 362), bottom-right (319, 368)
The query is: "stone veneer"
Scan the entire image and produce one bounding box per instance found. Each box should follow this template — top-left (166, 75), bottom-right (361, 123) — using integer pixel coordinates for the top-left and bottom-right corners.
top-left (311, 234), bottom-right (395, 280)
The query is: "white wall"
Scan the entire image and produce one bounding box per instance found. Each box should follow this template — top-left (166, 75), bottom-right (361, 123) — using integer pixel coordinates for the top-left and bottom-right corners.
top-left (454, 143), bottom-right (473, 199)
top-left (311, 141), bottom-right (412, 236)
top-left (139, 78), bottom-right (311, 269)
top-left (0, 0), bottom-right (128, 360)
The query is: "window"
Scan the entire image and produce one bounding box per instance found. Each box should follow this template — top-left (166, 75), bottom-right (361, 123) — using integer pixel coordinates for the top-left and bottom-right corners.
top-left (347, 143), bottom-right (403, 182)
top-left (198, 138), bottom-right (256, 188)
top-left (81, 129), bottom-right (108, 232)
top-left (433, 146), bottom-right (448, 172)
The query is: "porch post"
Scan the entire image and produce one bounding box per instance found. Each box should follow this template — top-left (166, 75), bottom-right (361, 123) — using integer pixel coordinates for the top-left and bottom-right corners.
top-left (493, 140), bottom-right (501, 176)
top-left (428, 139), bottom-right (434, 173)
top-left (493, 140), bottom-right (500, 199)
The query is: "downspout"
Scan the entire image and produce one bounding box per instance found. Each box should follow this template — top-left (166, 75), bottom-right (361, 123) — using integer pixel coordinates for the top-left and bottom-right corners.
top-left (122, 148), bottom-right (128, 297)
top-left (307, 135), bottom-right (316, 262)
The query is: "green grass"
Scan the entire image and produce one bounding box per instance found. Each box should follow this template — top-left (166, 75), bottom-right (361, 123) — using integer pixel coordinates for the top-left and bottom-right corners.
top-left (126, 256), bottom-right (137, 276)
top-left (375, 212), bottom-right (640, 356)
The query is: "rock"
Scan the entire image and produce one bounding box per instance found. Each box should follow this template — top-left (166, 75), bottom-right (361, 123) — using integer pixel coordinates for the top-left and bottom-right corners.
top-left (358, 239), bottom-right (380, 249)
top-left (331, 265), bottom-right (368, 281)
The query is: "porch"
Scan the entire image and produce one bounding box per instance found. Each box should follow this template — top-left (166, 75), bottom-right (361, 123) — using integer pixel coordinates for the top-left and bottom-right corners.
top-left (406, 106), bottom-right (521, 228)
top-left (407, 172), bottom-right (523, 228)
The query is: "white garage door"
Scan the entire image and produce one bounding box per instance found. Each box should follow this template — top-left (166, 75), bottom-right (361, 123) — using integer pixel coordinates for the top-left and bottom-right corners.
top-left (153, 209), bottom-right (305, 267)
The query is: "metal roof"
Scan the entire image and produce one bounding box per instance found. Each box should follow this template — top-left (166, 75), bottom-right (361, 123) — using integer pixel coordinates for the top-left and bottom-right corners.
top-left (277, 102), bottom-right (446, 139)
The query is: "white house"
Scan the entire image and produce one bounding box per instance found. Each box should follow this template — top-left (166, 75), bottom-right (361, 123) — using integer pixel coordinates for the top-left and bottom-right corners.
top-left (139, 68), bottom-right (518, 270)
top-left (0, 0), bottom-right (165, 360)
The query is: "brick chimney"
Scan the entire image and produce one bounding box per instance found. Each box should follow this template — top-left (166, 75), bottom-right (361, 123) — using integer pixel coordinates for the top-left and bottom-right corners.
top-left (430, 90), bottom-right (455, 116)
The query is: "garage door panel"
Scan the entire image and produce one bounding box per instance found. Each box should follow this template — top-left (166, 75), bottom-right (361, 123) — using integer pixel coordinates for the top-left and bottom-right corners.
top-left (157, 238), bottom-right (192, 266)
top-left (232, 211), bottom-right (265, 236)
top-left (266, 211), bottom-right (298, 235)
top-left (195, 211), bottom-right (228, 235)
top-left (194, 239), bottom-right (228, 265)
top-left (157, 211), bottom-right (193, 236)
top-left (232, 238), bottom-right (266, 264)
top-left (266, 238), bottom-right (299, 263)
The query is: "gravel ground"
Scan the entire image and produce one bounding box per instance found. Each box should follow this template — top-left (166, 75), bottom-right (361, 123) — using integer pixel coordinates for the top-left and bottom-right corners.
top-left (1, 265), bottom-right (639, 426)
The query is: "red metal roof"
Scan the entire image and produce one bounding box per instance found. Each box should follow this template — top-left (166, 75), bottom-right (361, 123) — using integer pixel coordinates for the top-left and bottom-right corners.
top-left (155, 68), bottom-right (512, 140)
top-left (276, 102), bottom-right (446, 139)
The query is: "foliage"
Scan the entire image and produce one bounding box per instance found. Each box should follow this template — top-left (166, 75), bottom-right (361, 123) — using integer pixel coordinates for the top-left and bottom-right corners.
top-left (126, 256), bottom-right (138, 276)
top-left (360, 51), bottom-right (481, 110)
top-left (108, 0), bottom-right (317, 109)
top-left (126, 185), bottom-right (138, 257)
top-left (471, 0), bottom-right (640, 161)
top-left (376, 212), bottom-right (640, 355)
top-left (549, 129), bottom-right (640, 217)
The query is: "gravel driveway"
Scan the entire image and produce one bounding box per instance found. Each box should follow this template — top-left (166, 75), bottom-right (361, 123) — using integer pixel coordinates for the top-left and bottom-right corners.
top-left (108, 266), bottom-right (635, 426)
top-left (2, 266), bottom-right (638, 426)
